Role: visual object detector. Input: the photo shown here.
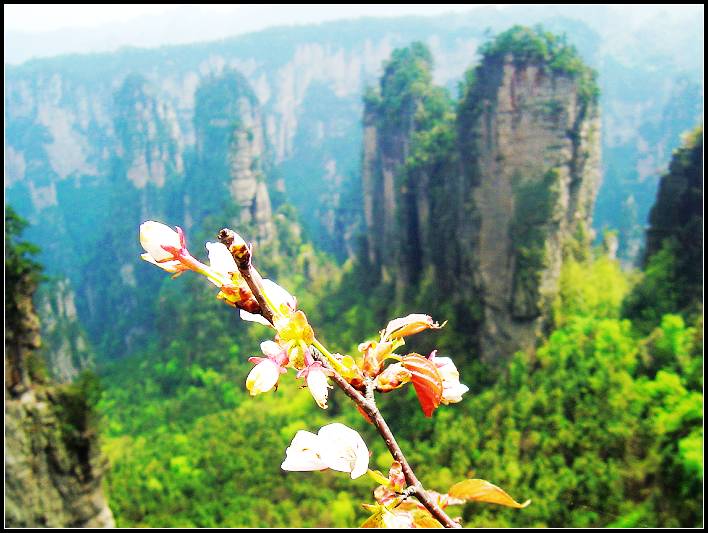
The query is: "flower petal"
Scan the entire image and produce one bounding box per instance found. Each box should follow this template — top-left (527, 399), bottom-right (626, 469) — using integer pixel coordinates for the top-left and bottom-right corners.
top-left (381, 314), bottom-right (444, 342)
top-left (307, 368), bottom-right (332, 409)
top-left (240, 309), bottom-right (272, 327)
top-left (432, 355), bottom-right (469, 405)
top-left (206, 241), bottom-right (238, 277)
top-left (281, 430), bottom-right (328, 472)
top-left (317, 423), bottom-right (369, 479)
top-left (140, 221), bottom-right (181, 261)
top-left (262, 279), bottom-right (297, 312)
top-left (260, 340), bottom-right (282, 358)
top-left (140, 253), bottom-right (181, 273)
top-left (442, 382), bottom-right (470, 404)
top-left (245, 359), bottom-right (281, 396)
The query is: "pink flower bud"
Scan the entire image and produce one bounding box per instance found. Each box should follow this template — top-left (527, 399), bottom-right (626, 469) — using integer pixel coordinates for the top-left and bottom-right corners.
top-left (245, 358), bottom-right (281, 396)
top-left (140, 253), bottom-right (181, 273)
top-left (140, 221), bottom-right (182, 262)
top-left (260, 340), bottom-right (288, 367)
top-left (306, 367), bottom-right (332, 409)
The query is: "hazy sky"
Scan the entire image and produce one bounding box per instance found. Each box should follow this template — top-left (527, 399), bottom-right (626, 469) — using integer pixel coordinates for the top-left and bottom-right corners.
top-left (4, 4), bottom-right (503, 64)
top-left (4, 4), bottom-right (702, 65)
top-left (4, 4), bottom-right (494, 33)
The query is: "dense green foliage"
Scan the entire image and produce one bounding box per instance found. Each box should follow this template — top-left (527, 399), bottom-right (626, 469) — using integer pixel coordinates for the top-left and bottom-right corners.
top-left (97, 241), bottom-right (703, 527)
top-left (416, 255), bottom-right (702, 527)
top-left (623, 127), bottom-right (703, 334)
top-left (97, 114), bottom-right (703, 528)
top-left (97, 40), bottom-right (702, 526)
top-left (365, 42), bottom-right (435, 126)
top-left (477, 25), bottom-right (599, 105)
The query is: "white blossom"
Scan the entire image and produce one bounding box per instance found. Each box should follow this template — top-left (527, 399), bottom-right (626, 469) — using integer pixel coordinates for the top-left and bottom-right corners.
top-left (262, 279), bottom-right (296, 313)
top-left (306, 367), bottom-right (332, 409)
top-left (280, 430), bottom-right (328, 472)
top-left (281, 423), bottom-right (369, 479)
top-left (140, 253), bottom-right (181, 273)
top-left (239, 309), bottom-right (272, 327)
top-left (239, 279), bottom-right (296, 326)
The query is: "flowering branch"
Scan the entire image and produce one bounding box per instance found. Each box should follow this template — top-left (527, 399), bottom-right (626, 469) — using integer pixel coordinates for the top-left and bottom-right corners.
top-left (139, 221), bottom-right (530, 528)
top-left (317, 355), bottom-right (461, 528)
top-left (214, 228), bottom-right (460, 527)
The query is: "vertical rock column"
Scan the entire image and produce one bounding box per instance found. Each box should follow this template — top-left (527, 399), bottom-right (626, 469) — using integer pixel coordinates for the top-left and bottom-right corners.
top-left (192, 70), bottom-right (274, 243)
top-left (458, 49), bottom-right (600, 361)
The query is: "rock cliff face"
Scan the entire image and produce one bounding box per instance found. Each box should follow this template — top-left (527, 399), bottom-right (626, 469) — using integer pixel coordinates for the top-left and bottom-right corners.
top-left (37, 279), bottom-right (94, 383)
top-left (361, 30), bottom-right (601, 361)
top-left (361, 49), bottom-right (421, 283)
top-left (5, 237), bottom-right (114, 527)
top-left (644, 127), bottom-right (703, 267)
top-left (621, 126), bottom-right (702, 332)
top-left (458, 46), bottom-right (601, 361)
top-left (115, 74), bottom-right (185, 192)
top-left (190, 70), bottom-right (273, 242)
top-left (86, 69), bottom-right (278, 359)
top-left (5, 58), bottom-right (282, 360)
top-left (362, 43), bottom-right (456, 292)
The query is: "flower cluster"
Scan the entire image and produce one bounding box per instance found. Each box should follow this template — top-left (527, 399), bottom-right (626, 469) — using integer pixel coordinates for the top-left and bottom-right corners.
top-left (139, 221), bottom-right (529, 528)
top-left (140, 221), bottom-right (334, 408)
top-left (140, 222), bottom-right (468, 416)
top-left (357, 314), bottom-right (468, 417)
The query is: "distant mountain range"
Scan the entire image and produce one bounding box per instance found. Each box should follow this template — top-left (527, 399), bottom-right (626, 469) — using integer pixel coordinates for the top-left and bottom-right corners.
top-left (5, 5), bottom-right (703, 363)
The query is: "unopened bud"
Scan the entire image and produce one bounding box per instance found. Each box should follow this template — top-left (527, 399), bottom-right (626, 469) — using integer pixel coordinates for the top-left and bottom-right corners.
top-left (359, 340), bottom-right (395, 377)
top-left (380, 314), bottom-right (445, 342)
top-left (375, 363), bottom-right (412, 392)
top-left (217, 228), bottom-right (250, 266)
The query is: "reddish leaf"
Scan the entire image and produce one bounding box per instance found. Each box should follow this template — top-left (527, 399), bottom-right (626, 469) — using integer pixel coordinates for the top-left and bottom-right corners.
top-left (448, 479), bottom-right (531, 509)
top-left (402, 354), bottom-right (443, 417)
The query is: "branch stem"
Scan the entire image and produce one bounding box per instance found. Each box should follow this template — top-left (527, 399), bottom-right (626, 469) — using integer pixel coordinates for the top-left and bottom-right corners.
top-left (310, 352), bottom-right (460, 528)
top-left (237, 262), bottom-right (275, 324)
